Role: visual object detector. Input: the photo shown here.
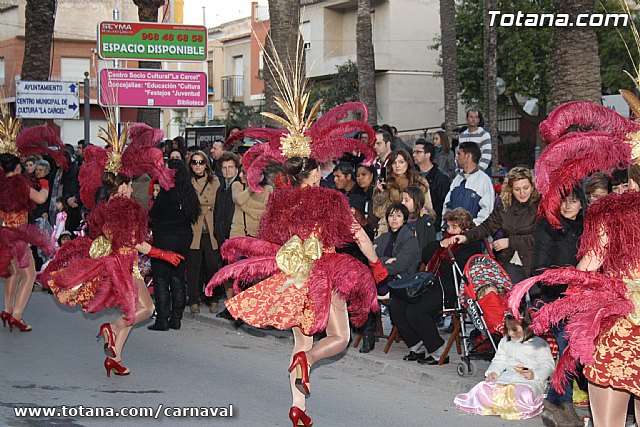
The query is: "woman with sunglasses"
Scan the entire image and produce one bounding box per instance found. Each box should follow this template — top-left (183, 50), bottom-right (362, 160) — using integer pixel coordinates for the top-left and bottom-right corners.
top-left (186, 152), bottom-right (220, 314)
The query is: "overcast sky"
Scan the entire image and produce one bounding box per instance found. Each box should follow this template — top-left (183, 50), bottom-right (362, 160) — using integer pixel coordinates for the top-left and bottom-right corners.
top-left (182, 0), bottom-right (268, 27)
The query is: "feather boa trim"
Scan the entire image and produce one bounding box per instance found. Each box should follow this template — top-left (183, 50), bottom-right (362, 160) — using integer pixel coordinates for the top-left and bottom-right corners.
top-left (577, 191), bottom-right (640, 277)
top-left (87, 197), bottom-right (148, 251)
top-left (258, 186), bottom-right (354, 248)
top-left (40, 237), bottom-right (138, 325)
top-left (508, 267), bottom-right (633, 392)
top-left (0, 173), bottom-right (33, 212)
top-left (219, 237), bottom-right (279, 263)
top-left (204, 256), bottom-right (278, 296)
top-left (0, 224), bottom-right (54, 276)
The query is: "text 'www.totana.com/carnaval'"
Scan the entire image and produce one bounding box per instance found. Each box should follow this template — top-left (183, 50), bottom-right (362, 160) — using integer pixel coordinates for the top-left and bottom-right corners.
top-left (14, 404), bottom-right (235, 419)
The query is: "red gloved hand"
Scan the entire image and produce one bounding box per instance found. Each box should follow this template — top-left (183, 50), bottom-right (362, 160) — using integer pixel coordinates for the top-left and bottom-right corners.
top-left (147, 247), bottom-right (184, 267)
top-left (369, 259), bottom-right (388, 284)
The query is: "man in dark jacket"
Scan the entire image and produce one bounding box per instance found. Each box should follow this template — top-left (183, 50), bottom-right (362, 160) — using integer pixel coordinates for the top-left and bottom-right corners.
top-left (413, 138), bottom-right (450, 232)
top-left (214, 152), bottom-right (241, 320)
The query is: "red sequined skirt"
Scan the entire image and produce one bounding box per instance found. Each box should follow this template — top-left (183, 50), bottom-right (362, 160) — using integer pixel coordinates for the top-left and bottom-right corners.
top-left (225, 272), bottom-right (315, 335)
top-left (584, 317), bottom-right (640, 397)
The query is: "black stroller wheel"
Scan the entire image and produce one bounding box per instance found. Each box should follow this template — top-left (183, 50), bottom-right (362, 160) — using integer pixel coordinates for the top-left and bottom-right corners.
top-left (457, 362), bottom-right (468, 376)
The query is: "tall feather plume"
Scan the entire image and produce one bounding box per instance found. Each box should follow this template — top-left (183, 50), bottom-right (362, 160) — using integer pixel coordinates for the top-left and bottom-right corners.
top-left (0, 98), bottom-right (20, 156)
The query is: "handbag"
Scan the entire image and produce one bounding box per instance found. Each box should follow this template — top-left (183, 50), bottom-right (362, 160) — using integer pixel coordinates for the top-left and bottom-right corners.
top-left (388, 271), bottom-right (436, 303)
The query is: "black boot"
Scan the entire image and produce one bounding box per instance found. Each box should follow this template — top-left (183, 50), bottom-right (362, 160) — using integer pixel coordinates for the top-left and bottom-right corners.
top-left (168, 277), bottom-right (186, 330)
top-left (359, 312), bottom-right (376, 353)
top-left (148, 278), bottom-right (170, 331)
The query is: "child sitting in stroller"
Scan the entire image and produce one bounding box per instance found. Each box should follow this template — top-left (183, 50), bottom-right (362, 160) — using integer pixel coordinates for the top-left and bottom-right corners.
top-left (454, 309), bottom-right (555, 420)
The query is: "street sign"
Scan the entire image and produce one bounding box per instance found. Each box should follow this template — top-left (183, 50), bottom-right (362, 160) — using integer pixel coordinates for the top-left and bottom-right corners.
top-left (99, 68), bottom-right (207, 109)
top-left (98, 21), bottom-right (207, 62)
top-left (16, 80), bottom-right (80, 119)
top-left (207, 104), bottom-right (214, 121)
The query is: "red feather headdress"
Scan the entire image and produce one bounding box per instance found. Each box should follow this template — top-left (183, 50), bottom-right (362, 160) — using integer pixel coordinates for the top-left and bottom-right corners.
top-left (79, 122), bottom-right (174, 209)
top-left (535, 101), bottom-right (640, 227)
top-left (227, 39), bottom-right (375, 192)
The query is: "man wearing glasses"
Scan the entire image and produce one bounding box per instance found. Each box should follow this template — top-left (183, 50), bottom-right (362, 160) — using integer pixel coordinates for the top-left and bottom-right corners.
top-left (413, 138), bottom-right (451, 232)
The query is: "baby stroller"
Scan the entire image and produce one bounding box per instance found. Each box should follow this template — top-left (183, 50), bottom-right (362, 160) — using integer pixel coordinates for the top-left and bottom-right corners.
top-left (448, 251), bottom-right (512, 376)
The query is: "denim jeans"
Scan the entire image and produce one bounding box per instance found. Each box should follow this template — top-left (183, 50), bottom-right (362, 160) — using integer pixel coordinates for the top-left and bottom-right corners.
top-left (546, 322), bottom-right (573, 405)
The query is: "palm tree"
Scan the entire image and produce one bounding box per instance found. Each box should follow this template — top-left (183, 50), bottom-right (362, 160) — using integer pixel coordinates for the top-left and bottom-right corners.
top-left (439, 0), bottom-right (458, 138)
top-left (21, 0), bottom-right (57, 127)
top-left (483, 0), bottom-right (498, 175)
top-left (356, 0), bottom-right (377, 125)
top-left (550, 0), bottom-right (601, 109)
top-left (133, 0), bottom-right (165, 128)
top-left (264, 0), bottom-right (302, 117)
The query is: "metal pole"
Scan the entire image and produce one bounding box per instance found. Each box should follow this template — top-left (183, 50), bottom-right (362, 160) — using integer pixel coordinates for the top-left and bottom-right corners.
top-left (113, 7), bottom-right (120, 129)
top-left (84, 71), bottom-right (90, 144)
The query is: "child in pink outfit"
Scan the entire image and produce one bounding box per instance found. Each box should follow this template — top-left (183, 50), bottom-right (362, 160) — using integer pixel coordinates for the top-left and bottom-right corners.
top-left (454, 310), bottom-right (555, 420)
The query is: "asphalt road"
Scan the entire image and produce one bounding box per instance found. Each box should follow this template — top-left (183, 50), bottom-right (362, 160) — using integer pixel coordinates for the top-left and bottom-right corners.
top-left (0, 290), bottom-right (547, 426)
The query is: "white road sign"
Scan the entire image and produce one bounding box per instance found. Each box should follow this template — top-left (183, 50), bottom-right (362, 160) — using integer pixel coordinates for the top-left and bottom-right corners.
top-left (16, 80), bottom-right (80, 119)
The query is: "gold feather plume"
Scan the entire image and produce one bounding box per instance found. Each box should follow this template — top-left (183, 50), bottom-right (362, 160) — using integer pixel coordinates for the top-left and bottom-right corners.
top-left (98, 106), bottom-right (129, 174)
top-left (259, 32), bottom-right (322, 158)
top-left (0, 98), bottom-right (21, 156)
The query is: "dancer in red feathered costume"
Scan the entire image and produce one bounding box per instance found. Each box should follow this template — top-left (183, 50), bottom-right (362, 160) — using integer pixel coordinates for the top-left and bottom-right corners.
top-left (1, 120), bottom-right (68, 333)
top-left (40, 122), bottom-right (183, 377)
top-left (507, 101), bottom-right (640, 426)
top-left (205, 99), bottom-right (387, 425)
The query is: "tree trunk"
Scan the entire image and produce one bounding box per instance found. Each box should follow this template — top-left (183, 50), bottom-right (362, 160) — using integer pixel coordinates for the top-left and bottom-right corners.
top-left (134, 0), bottom-right (164, 128)
top-left (21, 0), bottom-right (57, 127)
top-left (356, 0), bottom-right (377, 125)
top-left (550, 0), bottom-right (601, 109)
top-left (439, 0), bottom-right (458, 138)
top-left (483, 0), bottom-right (498, 175)
top-left (264, 0), bottom-right (302, 119)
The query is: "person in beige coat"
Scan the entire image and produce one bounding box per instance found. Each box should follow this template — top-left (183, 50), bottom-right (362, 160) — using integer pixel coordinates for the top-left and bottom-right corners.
top-left (186, 151), bottom-right (220, 314)
top-left (229, 178), bottom-right (273, 239)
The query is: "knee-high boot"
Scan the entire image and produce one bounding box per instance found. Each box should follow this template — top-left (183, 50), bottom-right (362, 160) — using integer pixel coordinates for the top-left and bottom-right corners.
top-left (168, 276), bottom-right (186, 330)
top-left (360, 311), bottom-right (377, 353)
top-left (148, 277), bottom-right (170, 331)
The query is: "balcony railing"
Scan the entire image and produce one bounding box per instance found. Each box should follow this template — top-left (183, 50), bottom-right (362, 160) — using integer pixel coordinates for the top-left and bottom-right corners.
top-left (221, 75), bottom-right (244, 101)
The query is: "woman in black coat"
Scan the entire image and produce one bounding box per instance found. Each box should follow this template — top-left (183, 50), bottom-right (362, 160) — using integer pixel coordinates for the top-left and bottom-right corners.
top-left (147, 159), bottom-right (201, 331)
top-left (531, 186), bottom-right (586, 426)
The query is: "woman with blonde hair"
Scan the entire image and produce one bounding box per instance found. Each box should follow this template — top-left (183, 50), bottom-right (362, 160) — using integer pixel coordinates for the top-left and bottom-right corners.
top-left (451, 166), bottom-right (539, 283)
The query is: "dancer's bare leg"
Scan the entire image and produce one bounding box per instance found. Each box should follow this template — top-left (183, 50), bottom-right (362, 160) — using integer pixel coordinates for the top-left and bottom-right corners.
top-left (306, 293), bottom-right (350, 365)
top-left (3, 260), bottom-right (19, 314)
top-left (589, 383), bottom-right (631, 427)
top-left (110, 279), bottom-right (154, 367)
top-left (290, 327), bottom-right (313, 410)
top-left (12, 253), bottom-right (36, 324)
top-left (635, 395), bottom-right (640, 426)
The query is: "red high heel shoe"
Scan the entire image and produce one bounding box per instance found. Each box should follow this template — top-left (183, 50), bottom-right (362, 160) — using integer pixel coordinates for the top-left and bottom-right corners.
top-left (289, 351), bottom-right (311, 395)
top-left (289, 406), bottom-right (313, 427)
top-left (1, 311), bottom-right (10, 328)
top-left (97, 323), bottom-right (116, 357)
top-left (104, 357), bottom-right (130, 377)
top-left (8, 315), bottom-right (32, 332)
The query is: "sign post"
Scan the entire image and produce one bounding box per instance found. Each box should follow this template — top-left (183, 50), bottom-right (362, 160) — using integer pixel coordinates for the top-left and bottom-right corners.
top-left (16, 81), bottom-right (80, 120)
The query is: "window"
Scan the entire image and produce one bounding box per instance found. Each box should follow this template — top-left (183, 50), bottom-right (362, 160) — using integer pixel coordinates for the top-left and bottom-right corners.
top-left (300, 21), bottom-right (311, 50)
top-left (61, 57), bottom-right (90, 82)
top-left (0, 58), bottom-right (5, 85)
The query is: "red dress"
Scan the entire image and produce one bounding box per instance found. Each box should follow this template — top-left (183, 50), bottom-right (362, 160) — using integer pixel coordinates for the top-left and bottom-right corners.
top-left (207, 186), bottom-right (378, 335)
top-left (41, 197), bottom-right (148, 325)
top-left (0, 173), bottom-right (51, 276)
